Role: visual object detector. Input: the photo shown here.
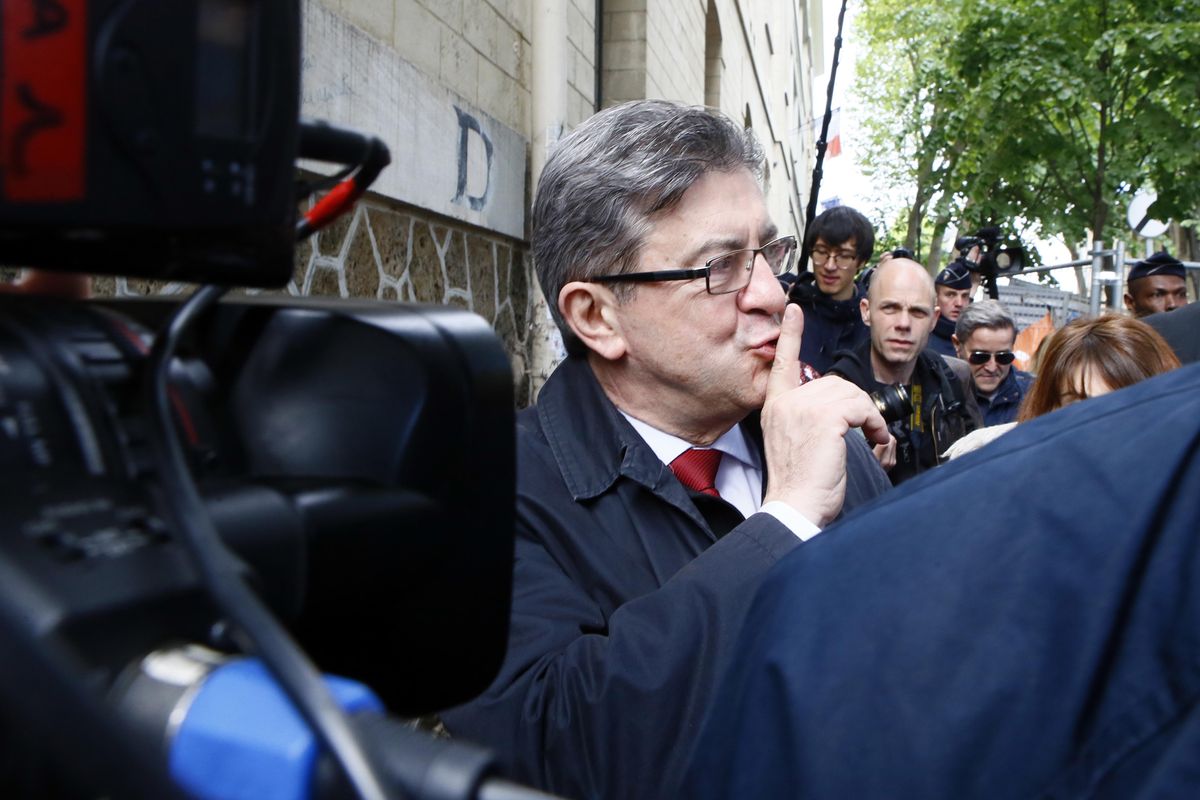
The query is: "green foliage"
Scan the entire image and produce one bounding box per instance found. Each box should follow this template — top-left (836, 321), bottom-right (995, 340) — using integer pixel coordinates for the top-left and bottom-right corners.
top-left (852, 0), bottom-right (1200, 259)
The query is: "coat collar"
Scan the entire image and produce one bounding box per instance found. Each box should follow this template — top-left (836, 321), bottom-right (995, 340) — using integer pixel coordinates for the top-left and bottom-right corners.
top-left (536, 356), bottom-right (672, 501)
top-left (535, 356), bottom-right (764, 503)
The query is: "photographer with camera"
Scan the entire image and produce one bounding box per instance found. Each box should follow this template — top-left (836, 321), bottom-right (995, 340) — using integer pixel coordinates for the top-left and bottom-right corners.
top-left (828, 258), bottom-right (981, 484)
top-left (783, 205), bottom-right (875, 374)
top-left (440, 100), bottom-right (892, 800)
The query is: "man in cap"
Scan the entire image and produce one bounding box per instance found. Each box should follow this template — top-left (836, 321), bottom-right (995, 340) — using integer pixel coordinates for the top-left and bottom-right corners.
top-left (1124, 250), bottom-right (1190, 318)
top-left (929, 259), bottom-right (973, 356)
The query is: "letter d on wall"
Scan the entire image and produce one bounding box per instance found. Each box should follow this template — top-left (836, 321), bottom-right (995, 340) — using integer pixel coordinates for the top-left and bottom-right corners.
top-left (453, 106), bottom-right (493, 212)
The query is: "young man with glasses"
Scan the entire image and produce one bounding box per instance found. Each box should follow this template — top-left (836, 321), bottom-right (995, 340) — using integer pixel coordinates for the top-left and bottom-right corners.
top-left (952, 300), bottom-right (1033, 426)
top-left (785, 205), bottom-right (875, 373)
top-left (441, 100), bottom-right (891, 800)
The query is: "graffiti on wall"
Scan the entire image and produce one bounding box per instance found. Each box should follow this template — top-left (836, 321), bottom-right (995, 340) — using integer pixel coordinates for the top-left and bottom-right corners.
top-left (300, 3), bottom-right (525, 240)
top-left (453, 107), bottom-right (493, 212)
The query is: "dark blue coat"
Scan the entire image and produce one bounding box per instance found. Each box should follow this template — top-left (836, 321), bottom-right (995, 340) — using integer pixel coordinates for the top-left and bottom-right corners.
top-left (1145, 301), bottom-right (1200, 364)
top-left (441, 355), bottom-right (891, 800)
top-left (976, 367), bottom-right (1033, 426)
top-left (787, 272), bottom-right (870, 374)
top-left (927, 314), bottom-right (958, 357)
top-left (684, 362), bottom-right (1200, 799)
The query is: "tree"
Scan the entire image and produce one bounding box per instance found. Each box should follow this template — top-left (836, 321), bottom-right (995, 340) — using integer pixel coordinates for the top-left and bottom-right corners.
top-left (853, 0), bottom-right (986, 265)
top-left (853, 0), bottom-right (1200, 266)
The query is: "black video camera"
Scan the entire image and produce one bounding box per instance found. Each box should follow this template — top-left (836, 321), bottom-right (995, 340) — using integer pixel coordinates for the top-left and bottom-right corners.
top-left (954, 226), bottom-right (1027, 299)
top-left (0, 2), bottom-right (525, 798)
top-left (870, 383), bottom-right (913, 425)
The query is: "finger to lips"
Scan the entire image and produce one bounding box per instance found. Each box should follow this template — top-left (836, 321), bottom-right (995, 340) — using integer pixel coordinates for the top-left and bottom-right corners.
top-left (767, 303), bottom-right (803, 399)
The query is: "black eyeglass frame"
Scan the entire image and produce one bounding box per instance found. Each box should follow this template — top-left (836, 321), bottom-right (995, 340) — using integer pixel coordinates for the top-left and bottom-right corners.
top-left (967, 349), bottom-right (1016, 366)
top-left (809, 246), bottom-right (862, 270)
top-left (589, 235), bottom-right (798, 296)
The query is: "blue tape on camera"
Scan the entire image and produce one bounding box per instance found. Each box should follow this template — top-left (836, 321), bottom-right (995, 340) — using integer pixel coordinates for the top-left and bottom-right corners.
top-left (170, 658), bottom-right (384, 800)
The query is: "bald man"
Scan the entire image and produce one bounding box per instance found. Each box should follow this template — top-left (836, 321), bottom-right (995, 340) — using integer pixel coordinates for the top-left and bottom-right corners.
top-left (829, 259), bottom-right (982, 484)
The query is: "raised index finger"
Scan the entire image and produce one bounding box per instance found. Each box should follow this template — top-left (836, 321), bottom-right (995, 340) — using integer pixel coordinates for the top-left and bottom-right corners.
top-left (766, 302), bottom-right (803, 400)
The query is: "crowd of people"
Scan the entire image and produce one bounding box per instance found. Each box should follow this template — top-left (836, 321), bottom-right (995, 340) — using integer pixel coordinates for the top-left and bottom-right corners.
top-left (9, 98), bottom-right (1198, 799)
top-left (435, 99), bottom-right (1199, 799)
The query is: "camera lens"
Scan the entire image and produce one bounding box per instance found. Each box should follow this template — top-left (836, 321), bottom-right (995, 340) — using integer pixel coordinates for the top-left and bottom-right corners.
top-left (870, 384), bottom-right (913, 424)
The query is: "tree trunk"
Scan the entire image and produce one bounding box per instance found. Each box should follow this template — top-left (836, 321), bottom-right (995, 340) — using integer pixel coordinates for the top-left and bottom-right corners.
top-left (926, 216), bottom-right (949, 273)
top-left (903, 103), bottom-right (946, 255)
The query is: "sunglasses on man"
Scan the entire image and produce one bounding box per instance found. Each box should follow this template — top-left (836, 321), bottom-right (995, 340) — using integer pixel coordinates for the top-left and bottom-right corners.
top-left (967, 350), bottom-right (1016, 366)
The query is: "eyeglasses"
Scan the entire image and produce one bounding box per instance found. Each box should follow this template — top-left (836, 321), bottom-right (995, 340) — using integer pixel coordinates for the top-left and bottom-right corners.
top-left (967, 350), bottom-right (1016, 366)
top-left (590, 236), bottom-right (797, 295)
top-left (810, 247), bottom-right (861, 270)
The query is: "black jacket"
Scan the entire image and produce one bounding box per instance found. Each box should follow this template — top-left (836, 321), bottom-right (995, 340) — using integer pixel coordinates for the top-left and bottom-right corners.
top-left (441, 355), bottom-right (891, 800)
top-left (976, 367), bottom-right (1033, 427)
top-left (927, 315), bottom-right (958, 357)
top-left (1144, 301), bottom-right (1200, 364)
top-left (829, 340), bottom-right (982, 484)
top-left (787, 271), bottom-right (870, 374)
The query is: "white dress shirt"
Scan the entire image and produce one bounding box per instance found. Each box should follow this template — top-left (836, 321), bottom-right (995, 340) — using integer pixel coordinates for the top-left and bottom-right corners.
top-left (621, 412), bottom-right (821, 541)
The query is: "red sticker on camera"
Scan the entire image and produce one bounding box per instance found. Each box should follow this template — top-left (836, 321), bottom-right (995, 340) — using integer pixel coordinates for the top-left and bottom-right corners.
top-left (1, 0), bottom-right (88, 201)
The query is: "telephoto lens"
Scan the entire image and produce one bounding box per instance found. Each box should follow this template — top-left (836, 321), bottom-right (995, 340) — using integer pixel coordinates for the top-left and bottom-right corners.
top-left (870, 384), bottom-right (913, 424)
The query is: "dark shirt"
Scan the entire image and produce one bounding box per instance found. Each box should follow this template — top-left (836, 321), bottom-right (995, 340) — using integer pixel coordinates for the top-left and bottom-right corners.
top-left (787, 271), bottom-right (870, 374)
top-left (441, 355), bottom-right (891, 800)
top-left (975, 368), bottom-right (1033, 426)
top-left (1143, 302), bottom-right (1200, 364)
top-left (684, 362), bottom-right (1200, 799)
top-left (829, 341), bottom-right (981, 484)
top-left (927, 315), bottom-right (958, 357)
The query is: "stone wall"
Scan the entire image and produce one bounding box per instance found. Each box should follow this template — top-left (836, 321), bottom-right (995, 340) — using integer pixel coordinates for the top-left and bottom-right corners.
top-left (291, 198), bottom-right (536, 407)
top-left (602, 0), bottom-right (816, 240)
top-left (93, 196), bottom-right (537, 408)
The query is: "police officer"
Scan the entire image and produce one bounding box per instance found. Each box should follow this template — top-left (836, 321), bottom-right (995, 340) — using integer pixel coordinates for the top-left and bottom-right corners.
top-left (929, 259), bottom-right (972, 356)
top-left (1124, 250), bottom-right (1190, 318)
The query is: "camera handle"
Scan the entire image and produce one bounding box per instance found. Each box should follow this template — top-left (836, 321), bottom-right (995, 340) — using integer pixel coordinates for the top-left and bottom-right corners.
top-left (128, 653), bottom-right (559, 800)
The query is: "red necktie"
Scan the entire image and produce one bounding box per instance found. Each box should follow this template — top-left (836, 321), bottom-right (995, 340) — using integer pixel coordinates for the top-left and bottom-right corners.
top-left (670, 448), bottom-right (722, 497)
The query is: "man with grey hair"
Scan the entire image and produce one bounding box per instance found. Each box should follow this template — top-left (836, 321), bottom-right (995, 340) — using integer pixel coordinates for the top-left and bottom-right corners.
top-left (952, 299), bottom-right (1032, 426)
top-left (441, 100), bottom-right (891, 800)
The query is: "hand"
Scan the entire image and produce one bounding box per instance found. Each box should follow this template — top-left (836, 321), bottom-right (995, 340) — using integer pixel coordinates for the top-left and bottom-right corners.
top-left (761, 304), bottom-right (889, 527)
top-left (873, 435), bottom-right (897, 471)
